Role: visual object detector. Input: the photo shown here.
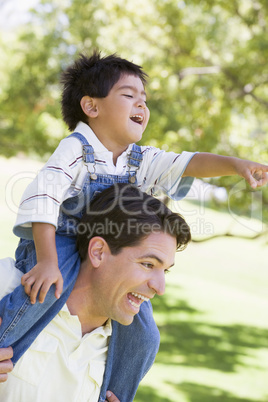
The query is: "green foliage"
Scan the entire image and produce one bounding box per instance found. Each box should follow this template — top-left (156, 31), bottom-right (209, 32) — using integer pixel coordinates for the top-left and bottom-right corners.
top-left (134, 223), bottom-right (268, 401)
top-left (0, 0), bottom-right (268, 212)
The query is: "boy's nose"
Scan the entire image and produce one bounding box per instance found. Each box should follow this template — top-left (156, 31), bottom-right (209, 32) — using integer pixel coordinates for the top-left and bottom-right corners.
top-left (137, 99), bottom-right (147, 109)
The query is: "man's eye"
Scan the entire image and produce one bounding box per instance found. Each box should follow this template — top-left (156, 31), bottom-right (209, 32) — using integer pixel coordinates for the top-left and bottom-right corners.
top-left (142, 262), bottom-right (154, 269)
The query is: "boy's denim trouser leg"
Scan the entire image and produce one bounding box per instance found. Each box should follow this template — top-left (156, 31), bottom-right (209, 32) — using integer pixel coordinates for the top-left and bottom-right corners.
top-left (99, 301), bottom-right (160, 402)
top-left (0, 235), bottom-right (80, 363)
top-left (0, 234), bottom-right (161, 392)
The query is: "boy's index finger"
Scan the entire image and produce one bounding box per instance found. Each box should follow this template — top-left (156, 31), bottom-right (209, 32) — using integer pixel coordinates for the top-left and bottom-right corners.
top-left (255, 163), bottom-right (268, 172)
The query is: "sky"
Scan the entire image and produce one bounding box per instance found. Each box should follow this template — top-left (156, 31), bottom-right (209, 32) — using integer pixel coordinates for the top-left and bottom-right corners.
top-left (0, 0), bottom-right (38, 30)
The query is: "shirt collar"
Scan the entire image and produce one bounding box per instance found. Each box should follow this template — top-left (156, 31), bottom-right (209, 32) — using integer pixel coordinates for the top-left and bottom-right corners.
top-left (61, 304), bottom-right (112, 337)
top-left (75, 121), bottom-right (133, 158)
top-left (100, 318), bottom-right (112, 337)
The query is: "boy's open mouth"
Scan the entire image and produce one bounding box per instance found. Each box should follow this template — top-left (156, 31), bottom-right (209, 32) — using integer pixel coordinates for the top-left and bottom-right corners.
top-left (130, 114), bottom-right (144, 125)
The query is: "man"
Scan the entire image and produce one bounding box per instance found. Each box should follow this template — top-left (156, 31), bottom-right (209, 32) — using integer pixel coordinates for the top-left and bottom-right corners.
top-left (0, 183), bottom-right (191, 402)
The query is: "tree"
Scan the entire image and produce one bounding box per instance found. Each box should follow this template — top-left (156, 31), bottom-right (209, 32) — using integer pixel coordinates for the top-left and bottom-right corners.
top-left (1, 0), bottom-right (268, 217)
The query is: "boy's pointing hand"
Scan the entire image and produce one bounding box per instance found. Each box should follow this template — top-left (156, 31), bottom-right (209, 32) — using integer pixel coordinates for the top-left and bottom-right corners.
top-left (234, 159), bottom-right (268, 189)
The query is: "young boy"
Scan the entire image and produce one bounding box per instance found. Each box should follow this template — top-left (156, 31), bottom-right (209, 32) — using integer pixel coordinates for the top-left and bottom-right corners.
top-left (0, 51), bottom-right (267, 365)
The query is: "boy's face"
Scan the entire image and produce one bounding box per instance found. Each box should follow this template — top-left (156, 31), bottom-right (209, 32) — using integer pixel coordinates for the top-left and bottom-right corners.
top-left (90, 74), bottom-right (150, 152)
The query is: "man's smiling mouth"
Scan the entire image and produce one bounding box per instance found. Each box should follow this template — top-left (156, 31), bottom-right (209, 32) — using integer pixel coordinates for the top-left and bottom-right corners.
top-left (127, 292), bottom-right (149, 308)
top-left (130, 114), bottom-right (144, 125)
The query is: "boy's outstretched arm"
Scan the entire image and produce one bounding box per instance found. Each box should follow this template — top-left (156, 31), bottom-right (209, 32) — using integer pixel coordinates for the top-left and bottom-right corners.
top-left (183, 153), bottom-right (268, 189)
top-left (21, 223), bottom-right (63, 304)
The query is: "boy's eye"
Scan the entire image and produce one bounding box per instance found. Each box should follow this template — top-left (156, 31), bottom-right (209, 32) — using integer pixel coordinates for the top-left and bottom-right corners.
top-left (123, 94), bottom-right (133, 98)
top-left (164, 269), bottom-right (170, 275)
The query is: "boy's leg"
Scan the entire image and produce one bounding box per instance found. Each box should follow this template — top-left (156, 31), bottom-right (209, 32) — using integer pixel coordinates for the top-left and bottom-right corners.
top-left (99, 301), bottom-right (160, 402)
top-left (0, 235), bottom-right (80, 363)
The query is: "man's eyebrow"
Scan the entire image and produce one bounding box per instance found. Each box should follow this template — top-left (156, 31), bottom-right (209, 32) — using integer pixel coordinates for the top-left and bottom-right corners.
top-left (140, 254), bottom-right (175, 268)
top-left (117, 85), bottom-right (147, 97)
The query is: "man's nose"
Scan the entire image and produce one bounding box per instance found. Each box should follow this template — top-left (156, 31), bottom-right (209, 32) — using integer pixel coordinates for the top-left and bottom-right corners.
top-left (148, 271), bottom-right (165, 296)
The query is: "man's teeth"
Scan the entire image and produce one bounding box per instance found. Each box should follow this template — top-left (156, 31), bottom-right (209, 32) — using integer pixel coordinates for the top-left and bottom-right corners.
top-left (128, 299), bottom-right (140, 308)
top-left (131, 292), bottom-right (149, 302)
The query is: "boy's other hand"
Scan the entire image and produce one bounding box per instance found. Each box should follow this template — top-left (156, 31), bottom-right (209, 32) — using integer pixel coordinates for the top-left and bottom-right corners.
top-left (21, 261), bottom-right (63, 304)
top-left (0, 318), bottom-right (14, 383)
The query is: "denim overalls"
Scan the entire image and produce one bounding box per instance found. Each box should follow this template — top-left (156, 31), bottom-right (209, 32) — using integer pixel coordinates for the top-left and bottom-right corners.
top-left (0, 132), bottom-right (160, 401)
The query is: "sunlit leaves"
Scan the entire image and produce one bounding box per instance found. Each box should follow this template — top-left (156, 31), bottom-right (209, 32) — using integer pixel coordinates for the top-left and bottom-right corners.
top-left (0, 0), bottom-right (267, 195)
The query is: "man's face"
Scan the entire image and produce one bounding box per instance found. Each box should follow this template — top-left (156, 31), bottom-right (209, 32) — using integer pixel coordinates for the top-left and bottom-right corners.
top-left (92, 74), bottom-right (150, 151)
top-left (95, 231), bottom-right (176, 326)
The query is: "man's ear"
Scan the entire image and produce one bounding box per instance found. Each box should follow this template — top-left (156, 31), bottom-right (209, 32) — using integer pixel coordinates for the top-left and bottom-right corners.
top-left (87, 237), bottom-right (109, 268)
top-left (80, 96), bottom-right (98, 118)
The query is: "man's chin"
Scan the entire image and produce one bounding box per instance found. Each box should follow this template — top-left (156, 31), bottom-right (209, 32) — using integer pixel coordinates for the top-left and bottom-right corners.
top-left (116, 315), bottom-right (135, 326)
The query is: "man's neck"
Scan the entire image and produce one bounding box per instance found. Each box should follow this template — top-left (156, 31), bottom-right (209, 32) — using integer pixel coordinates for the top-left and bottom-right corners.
top-left (66, 263), bottom-right (108, 335)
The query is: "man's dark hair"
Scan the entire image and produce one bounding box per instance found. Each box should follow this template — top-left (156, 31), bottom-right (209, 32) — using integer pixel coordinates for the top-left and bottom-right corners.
top-left (76, 183), bottom-right (191, 261)
top-left (61, 50), bottom-right (148, 131)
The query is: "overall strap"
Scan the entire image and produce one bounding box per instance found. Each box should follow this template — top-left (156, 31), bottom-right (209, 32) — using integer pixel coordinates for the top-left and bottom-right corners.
top-left (128, 144), bottom-right (143, 168)
top-left (67, 132), bottom-right (95, 164)
top-left (127, 144), bottom-right (143, 183)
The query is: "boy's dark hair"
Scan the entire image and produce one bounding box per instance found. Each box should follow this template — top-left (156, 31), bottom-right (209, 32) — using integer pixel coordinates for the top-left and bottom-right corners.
top-left (76, 183), bottom-right (191, 261)
top-left (61, 50), bottom-right (148, 131)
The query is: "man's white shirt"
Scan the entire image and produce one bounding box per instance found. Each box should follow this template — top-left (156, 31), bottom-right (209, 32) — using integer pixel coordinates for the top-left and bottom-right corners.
top-left (0, 258), bottom-right (112, 402)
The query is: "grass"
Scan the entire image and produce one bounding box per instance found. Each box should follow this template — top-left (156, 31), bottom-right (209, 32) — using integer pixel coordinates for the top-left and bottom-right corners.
top-left (134, 205), bottom-right (268, 401)
top-left (1, 156), bottom-right (268, 401)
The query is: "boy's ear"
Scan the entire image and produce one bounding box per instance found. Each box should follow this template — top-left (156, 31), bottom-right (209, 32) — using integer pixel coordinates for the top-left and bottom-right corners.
top-left (80, 96), bottom-right (98, 118)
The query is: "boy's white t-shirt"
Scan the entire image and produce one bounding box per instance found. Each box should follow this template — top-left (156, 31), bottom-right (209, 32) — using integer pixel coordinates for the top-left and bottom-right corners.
top-left (14, 122), bottom-right (197, 239)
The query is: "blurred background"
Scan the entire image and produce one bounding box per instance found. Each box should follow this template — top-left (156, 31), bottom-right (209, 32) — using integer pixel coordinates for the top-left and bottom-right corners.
top-left (0, 0), bottom-right (268, 400)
